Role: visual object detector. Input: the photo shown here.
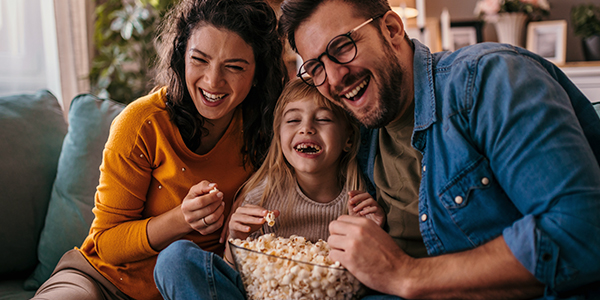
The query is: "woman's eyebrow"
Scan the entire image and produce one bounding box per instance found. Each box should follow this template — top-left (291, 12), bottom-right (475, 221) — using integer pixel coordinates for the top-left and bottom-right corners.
top-left (189, 48), bottom-right (250, 64)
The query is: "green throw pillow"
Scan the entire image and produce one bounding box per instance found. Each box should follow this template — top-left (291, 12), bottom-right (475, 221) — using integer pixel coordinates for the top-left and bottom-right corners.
top-left (24, 94), bottom-right (124, 289)
top-left (0, 90), bottom-right (67, 276)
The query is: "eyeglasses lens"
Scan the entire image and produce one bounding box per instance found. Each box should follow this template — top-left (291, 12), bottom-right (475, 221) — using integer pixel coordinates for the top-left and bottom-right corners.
top-left (299, 35), bottom-right (357, 87)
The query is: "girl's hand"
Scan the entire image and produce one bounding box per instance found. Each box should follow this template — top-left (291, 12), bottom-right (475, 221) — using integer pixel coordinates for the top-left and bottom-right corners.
top-left (228, 205), bottom-right (280, 240)
top-left (347, 191), bottom-right (386, 227)
top-left (181, 181), bottom-right (225, 235)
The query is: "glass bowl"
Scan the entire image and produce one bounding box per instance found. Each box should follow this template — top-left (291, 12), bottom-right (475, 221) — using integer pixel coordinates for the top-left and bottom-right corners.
top-left (229, 236), bottom-right (364, 300)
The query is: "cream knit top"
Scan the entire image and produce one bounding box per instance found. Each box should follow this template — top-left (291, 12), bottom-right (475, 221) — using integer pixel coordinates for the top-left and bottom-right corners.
top-left (243, 179), bottom-right (348, 242)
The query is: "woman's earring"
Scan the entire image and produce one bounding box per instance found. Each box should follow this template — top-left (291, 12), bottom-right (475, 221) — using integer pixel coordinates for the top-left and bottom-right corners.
top-left (343, 145), bottom-right (351, 152)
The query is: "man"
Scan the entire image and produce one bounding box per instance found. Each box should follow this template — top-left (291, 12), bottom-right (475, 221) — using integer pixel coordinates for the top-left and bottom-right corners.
top-left (279, 0), bottom-right (600, 299)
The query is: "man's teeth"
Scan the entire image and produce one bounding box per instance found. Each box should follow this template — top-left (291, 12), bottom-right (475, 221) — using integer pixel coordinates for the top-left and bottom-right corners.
top-left (344, 78), bottom-right (368, 99)
top-left (294, 144), bottom-right (322, 153)
top-left (202, 90), bottom-right (226, 102)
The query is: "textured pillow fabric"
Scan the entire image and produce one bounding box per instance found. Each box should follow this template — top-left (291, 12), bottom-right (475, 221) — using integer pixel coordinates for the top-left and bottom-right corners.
top-left (24, 94), bottom-right (125, 289)
top-left (0, 90), bottom-right (67, 276)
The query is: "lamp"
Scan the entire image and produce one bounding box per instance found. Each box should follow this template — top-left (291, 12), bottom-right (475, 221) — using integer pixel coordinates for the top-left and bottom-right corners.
top-left (389, 0), bottom-right (418, 20)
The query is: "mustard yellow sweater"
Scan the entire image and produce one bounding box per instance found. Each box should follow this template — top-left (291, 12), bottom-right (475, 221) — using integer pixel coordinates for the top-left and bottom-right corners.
top-left (78, 88), bottom-right (253, 299)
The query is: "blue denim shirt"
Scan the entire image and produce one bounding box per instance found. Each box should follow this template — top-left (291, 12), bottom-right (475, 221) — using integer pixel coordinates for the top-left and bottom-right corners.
top-left (357, 40), bottom-right (600, 299)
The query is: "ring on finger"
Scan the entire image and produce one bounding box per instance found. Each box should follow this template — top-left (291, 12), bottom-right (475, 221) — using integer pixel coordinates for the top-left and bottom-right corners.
top-left (202, 217), bottom-right (209, 227)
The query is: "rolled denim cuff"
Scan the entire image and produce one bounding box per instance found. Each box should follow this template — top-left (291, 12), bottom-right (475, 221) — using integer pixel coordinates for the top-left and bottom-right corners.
top-left (503, 215), bottom-right (559, 288)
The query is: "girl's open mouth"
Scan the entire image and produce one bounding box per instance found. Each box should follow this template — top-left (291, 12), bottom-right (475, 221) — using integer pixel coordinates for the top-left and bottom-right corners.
top-left (294, 142), bottom-right (322, 154)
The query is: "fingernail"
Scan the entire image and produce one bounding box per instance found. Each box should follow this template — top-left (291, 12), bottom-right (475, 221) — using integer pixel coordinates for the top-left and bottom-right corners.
top-left (217, 192), bottom-right (223, 198)
top-left (209, 183), bottom-right (216, 187)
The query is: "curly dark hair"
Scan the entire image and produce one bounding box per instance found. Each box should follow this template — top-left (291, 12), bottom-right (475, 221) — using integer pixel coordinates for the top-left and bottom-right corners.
top-left (154, 0), bottom-right (288, 170)
top-left (278, 0), bottom-right (391, 52)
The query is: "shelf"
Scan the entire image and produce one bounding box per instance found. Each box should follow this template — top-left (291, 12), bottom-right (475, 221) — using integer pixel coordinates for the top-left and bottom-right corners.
top-left (559, 62), bottom-right (600, 103)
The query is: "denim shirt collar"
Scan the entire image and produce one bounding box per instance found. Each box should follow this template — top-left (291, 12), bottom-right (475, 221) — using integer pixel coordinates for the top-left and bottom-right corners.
top-left (411, 39), bottom-right (437, 151)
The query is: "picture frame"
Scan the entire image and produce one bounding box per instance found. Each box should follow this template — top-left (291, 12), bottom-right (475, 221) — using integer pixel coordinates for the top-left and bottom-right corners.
top-left (449, 20), bottom-right (483, 51)
top-left (526, 20), bottom-right (567, 65)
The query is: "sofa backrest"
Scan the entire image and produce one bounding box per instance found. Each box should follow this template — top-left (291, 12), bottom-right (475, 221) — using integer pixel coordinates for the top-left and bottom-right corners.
top-left (0, 90), bottom-right (67, 276)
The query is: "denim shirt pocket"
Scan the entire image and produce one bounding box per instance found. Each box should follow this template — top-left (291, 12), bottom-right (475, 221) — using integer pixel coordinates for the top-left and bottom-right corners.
top-left (438, 157), bottom-right (522, 247)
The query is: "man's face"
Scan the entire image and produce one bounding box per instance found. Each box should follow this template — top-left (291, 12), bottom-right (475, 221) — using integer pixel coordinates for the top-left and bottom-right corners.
top-left (294, 1), bottom-right (413, 128)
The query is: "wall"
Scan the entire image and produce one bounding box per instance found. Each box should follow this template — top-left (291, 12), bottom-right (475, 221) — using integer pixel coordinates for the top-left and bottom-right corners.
top-left (424, 0), bottom-right (600, 62)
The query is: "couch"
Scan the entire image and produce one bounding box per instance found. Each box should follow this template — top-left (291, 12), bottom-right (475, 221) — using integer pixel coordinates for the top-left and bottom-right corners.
top-left (1, 89), bottom-right (599, 300)
top-left (0, 90), bottom-right (125, 300)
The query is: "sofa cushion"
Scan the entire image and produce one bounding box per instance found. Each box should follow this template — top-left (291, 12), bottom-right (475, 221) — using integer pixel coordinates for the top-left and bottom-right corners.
top-left (0, 91), bottom-right (67, 276)
top-left (24, 94), bottom-right (125, 290)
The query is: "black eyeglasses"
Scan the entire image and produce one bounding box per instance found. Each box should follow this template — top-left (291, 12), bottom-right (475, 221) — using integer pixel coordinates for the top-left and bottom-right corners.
top-left (297, 13), bottom-right (385, 87)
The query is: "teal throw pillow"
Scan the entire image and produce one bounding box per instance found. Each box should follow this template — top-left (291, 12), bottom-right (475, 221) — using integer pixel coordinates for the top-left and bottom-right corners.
top-left (0, 90), bottom-right (67, 276)
top-left (24, 94), bottom-right (124, 289)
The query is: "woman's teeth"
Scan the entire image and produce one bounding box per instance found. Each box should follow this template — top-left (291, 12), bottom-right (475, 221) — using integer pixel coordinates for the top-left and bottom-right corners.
top-left (202, 90), bottom-right (226, 102)
top-left (344, 78), bottom-right (368, 99)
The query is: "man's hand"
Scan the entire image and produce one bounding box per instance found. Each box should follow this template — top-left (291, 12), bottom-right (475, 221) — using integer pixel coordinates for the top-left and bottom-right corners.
top-left (328, 215), bottom-right (411, 295)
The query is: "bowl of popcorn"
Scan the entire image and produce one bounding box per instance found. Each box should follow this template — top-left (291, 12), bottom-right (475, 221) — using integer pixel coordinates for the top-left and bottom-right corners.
top-left (229, 234), bottom-right (364, 300)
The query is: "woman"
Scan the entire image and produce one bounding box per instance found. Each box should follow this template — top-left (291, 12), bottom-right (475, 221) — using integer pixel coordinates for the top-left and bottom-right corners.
top-left (32, 0), bottom-right (287, 299)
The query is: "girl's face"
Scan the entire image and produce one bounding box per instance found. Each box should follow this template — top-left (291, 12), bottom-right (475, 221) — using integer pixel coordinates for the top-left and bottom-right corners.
top-left (185, 25), bottom-right (256, 122)
top-left (280, 97), bottom-right (352, 178)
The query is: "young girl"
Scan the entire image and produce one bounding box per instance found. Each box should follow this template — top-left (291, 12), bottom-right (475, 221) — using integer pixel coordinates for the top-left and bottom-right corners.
top-left (154, 79), bottom-right (384, 300)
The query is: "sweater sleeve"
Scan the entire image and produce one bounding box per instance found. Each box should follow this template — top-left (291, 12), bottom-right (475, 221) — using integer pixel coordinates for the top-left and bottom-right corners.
top-left (87, 104), bottom-right (158, 265)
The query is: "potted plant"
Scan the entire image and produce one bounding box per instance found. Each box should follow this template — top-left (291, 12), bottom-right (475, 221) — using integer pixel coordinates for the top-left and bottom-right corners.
top-left (474, 0), bottom-right (550, 47)
top-left (571, 3), bottom-right (600, 61)
top-left (90, 0), bottom-right (176, 104)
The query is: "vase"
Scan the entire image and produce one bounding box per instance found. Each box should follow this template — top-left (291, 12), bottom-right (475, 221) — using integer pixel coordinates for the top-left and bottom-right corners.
top-left (494, 12), bottom-right (528, 47)
top-left (582, 35), bottom-right (600, 61)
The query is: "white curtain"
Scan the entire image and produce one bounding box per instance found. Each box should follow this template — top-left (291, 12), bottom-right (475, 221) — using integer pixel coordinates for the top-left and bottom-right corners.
top-left (53, 0), bottom-right (94, 117)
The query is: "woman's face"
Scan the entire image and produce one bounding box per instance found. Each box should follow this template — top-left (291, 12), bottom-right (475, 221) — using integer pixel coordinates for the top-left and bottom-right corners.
top-left (185, 25), bottom-right (256, 122)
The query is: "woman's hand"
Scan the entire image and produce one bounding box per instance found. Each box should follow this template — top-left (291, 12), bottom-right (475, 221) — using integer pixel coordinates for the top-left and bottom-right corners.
top-left (347, 191), bottom-right (386, 227)
top-left (181, 181), bottom-right (225, 235)
top-left (228, 205), bottom-right (279, 240)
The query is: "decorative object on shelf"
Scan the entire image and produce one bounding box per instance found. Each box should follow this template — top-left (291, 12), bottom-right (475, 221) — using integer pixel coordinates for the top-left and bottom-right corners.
top-left (571, 3), bottom-right (600, 61)
top-left (495, 12), bottom-right (528, 47)
top-left (441, 8), bottom-right (451, 51)
top-left (449, 20), bottom-right (484, 51)
top-left (526, 20), bottom-right (567, 65)
top-left (474, 0), bottom-right (550, 47)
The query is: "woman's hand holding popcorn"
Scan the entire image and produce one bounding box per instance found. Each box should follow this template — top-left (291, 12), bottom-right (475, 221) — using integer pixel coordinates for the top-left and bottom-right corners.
top-left (347, 191), bottom-right (386, 227)
top-left (181, 181), bottom-right (225, 235)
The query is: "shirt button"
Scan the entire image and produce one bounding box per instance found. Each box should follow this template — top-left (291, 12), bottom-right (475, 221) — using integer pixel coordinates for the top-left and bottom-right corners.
top-left (139, 154), bottom-right (144, 158)
top-left (454, 196), bottom-right (463, 204)
top-left (422, 165), bottom-right (426, 172)
top-left (481, 177), bottom-right (490, 185)
top-left (158, 185), bottom-right (162, 189)
top-left (421, 214), bottom-right (428, 221)
top-left (182, 167), bottom-right (186, 172)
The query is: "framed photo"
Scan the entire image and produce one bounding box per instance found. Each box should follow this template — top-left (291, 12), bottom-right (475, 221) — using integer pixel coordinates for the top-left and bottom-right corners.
top-left (526, 20), bottom-right (567, 65)
top-left (449, 20), bottom-right (483, 51)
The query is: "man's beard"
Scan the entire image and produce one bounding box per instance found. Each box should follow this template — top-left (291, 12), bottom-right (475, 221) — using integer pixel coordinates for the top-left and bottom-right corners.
top-left (332, 42), bottom-right (407, 129)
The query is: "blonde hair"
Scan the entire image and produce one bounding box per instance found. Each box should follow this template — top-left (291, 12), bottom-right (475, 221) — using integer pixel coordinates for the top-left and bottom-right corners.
top-left (237, 79), bottom-right (364, 206)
